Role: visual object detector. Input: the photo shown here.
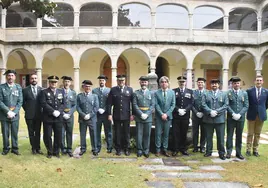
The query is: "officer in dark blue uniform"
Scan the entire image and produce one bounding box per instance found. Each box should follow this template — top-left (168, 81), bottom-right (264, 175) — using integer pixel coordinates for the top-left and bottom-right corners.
top-left (172, 76), bottom-right (193, 156)
top-left (107, 75), bottom-right (134, 156)
top-left (40, 76), bottom-right (66, 158)
top-left (92, 75), bottom-right (112, 154)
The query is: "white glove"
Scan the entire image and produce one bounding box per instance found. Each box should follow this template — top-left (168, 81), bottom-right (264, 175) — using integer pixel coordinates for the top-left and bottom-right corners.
top-left (210, 110), bottom-right (218, 117)
top-left (232, 113), bottom-right (241, 121)
top-left (63, 114), bottom-right (70, 120)
top-left (98, 108), bottom-right (105, 114)
top-left (141, 113), bottom-right (148, 120)
top-left (7, 111), bottom-right (16, 118)
top-left (196, 112), bottom-right (204, 118)
top-left (84, 114), bottom-right (90, 120)
top-left (53, 110), bottom-right (60, 117)
top-left (178, 109), bottom-right (186, 116)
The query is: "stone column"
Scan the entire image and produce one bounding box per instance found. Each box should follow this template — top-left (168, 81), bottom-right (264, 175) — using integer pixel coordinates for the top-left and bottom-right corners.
top-left (186, 69), bottom-right (193, 89)
top-left (1, 9), bottom-right (7, 29)
top-left (222, 69), bottom-right (229, 91)
top-left (73, 11), bottom-right (80, 40)
top-left (73, 67), bottom-right (80, 92)
top-left (37, 18), bottom-right (42, 40)
top-left (0, 68), bottom-right (6, 84)
top-left (151, 11), bottom-right (156, 40)
top-left (257, 16), bottom-right (262, 32)
top-left (188, 13), bottom-right (193, 41)
top-left (112, 11), bottom-right (118, 39)
top-left (111, 67), bottom-right (117, 87)
top-left (35, 68), bottom-right (42, 87)
top-left (224, 15), bottom-right (229, 42)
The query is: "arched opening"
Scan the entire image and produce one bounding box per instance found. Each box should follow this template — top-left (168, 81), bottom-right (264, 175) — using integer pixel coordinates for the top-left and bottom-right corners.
top-left (193, 6), bottom-right (223, 29)
top-left (118, 3), bottom-right (151, 27)
top-left (262, 5), bottom-right (268, 30)
top-left (193, 50), bottom-right (223, 90)
top-left (43, 3), bottom-right (74, 27)
top-left (42, 48), bottom-right (74, 88)
top-left (229, 8), bottom-right (257, 31)
top-left (6, 49), bottom-right (36, 87)
top-left (156, 4), bottom-right (188, 29)
top-left (80, 3), bottom-right (112, 26)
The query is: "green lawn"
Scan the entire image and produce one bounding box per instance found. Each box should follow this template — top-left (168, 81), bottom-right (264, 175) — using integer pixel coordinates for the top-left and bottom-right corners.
top-left (0, 113), bottom-right (267, 187)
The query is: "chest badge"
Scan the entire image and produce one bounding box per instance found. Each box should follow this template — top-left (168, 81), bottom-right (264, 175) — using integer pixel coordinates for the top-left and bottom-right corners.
top-left (47, 93), bottom-right (50, 96)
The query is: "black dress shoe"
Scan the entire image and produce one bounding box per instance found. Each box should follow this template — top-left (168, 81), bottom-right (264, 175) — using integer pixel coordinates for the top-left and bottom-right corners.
top-left (55, 153), bottom-right (60, 158)
top-left (67, 152), bottom-right (73, 157)
top-left (219, 154), bottom-right (226, 160)
top-left (253, 152), bottom-right (260, 157)
top-left (226, 153), bottom-right (231, 159)
top-left (116, 151), bottom-right (121, 156)
top-left (11, 150), bottom-right (21, 155)
top-left (200, 148), bottom-right (205, 153)
top-left (137, 153), bottom-right (142, 157)
top-left (32, 150), bottom-right (37, 155)
top-left (36, 150), bottom-right (43, 155)
top-left (236, 154), bottom-right (245, 160)
top-left (162, 151), bottom-right (170, 157)
top-left (47, 154), bottom-right (52, 158)
top-left (204, 153), bottom-right (212, 157)
top-left (172, 152), bottom-right (178, 157)
top-left (79, 151), bottom-right (86, 156)
top-left (144, 153), bottom-right (149, 158)
top-left (181, 151), bottom-right (189, 156)
top-left (246, 151), bottom-right (251, 156)
top-left (125, 150), bottom-right (130, 156)
top-left (93, 152), bottom-right (98, 156)
top-left (61, 151), bottom-right (67, 155)
top-left (155, 152), bottom-right (160, 157)
top-left (2, 150), bottom-right (9, 155)
top-left (107, 149), bottom-right (112, 153)
top-left (193, 148), bottom-right (198, 153)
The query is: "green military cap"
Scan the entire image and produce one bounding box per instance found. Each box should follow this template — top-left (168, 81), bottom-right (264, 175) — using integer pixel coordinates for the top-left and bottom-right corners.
top-left (48, 75), bottom-right (59, 82)
top-left (61, 76), bottom-right (73, 81)
top-left (139, 76), bottom-right (149, 81)
top-left (116, 74), bottom-right (126, 81)
top-left (3, 69), bottom-right (16, 75)
top-left (197, 77), bottom-right (206, 82)
top-left (210, 78), bottom-right (221, 84)
top-left (177, 76), bottom-right (187, 82)
top-left (82, 80), bottom-right (93, 85)
top-left (97, 75), bottom-right (108, 80)
top-left (230, 77), bottom-right (241, 82)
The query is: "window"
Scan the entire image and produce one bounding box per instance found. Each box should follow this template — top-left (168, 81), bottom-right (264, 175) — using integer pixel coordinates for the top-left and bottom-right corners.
top-left (229, 8), bottom-right (257, 31)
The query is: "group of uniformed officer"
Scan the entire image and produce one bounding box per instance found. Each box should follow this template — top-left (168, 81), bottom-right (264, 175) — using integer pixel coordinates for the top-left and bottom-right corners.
top-left (0, 69), bottom-right (267, 160)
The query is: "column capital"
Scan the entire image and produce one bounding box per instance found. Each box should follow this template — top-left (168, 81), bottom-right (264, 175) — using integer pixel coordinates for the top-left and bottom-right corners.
top-left (74, 11), bottom-right (80, 16)
top-left (188, 13), bottom-right (193, 16)
top-left (151, 11), bottom-right (156, 16)
top-left (113, 11), bottom-right (118, 14)
top-left (257, 16), bottom-right (262, 21)
top-left (73, 67), bottom-right (80, 70)
top-left (1, 9), bottom-right (7, 15)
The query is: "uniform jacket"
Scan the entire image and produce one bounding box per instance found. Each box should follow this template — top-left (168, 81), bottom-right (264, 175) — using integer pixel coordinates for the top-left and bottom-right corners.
top-left (192, 89), bottom-right (207, 121)
top-left (227, 89), bottom-right (249, 122)
top-left (22, 85), bottom-right (43, 120)
top-left (107, 86), bottom-right (133, 121)
top-left (76, 92), bottom-right (99, 123)
top-left (246, 87), bottom-right (268, 121)
top-left (133, 89), bottom-right (155, 123)
top-left (92, 87), bottom-right (110, 117)
top-left (0, 83), bottom-right (23, 121)
top-left (40, 88), bottom-right (66, 123)
top-left (173, 88), bottom-right (193, 119)
top-left (62, 88), bottom-right (77, 122)
top-left (155, 89), bottom-right (175, 120)
top-left (202, 90), bottom-right (229, 124)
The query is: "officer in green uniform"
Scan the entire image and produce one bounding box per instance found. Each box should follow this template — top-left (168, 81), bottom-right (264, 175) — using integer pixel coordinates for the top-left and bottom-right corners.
top-left (92, 75), bottom-right (112, 154)
top-left (0, 70), bottom-right (23, 155)
top-left (226, 77), bottom-right (248, 160)
top-left (202, 79), bottom-right (228, 160)
top-left (61, 76), bottom-right (76, 157)
top-left (77, 80), bottom-right (99, 156)
top-left (133, 76), bottom-right (155, 158)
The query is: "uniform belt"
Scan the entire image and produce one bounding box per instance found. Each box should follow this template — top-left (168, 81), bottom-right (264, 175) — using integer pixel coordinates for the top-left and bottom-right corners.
top-left (64, 108), bottom-right (70, 112)
top-left (9, 106), bottom-right (15, 111)
top-left (139, 107), bottom-right (149, 110)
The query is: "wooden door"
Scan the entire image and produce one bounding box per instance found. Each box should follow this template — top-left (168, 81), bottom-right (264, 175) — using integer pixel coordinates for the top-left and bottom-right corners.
top-left (103, 57), bottom-right (127, 88)
top-left (206, 69), bottom-right (220, 90)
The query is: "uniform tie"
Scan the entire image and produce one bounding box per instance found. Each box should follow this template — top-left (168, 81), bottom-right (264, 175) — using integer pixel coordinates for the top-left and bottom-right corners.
top-left (32, 86), bottom-right (37, 98)
top-left (213, 91), bottom-right (216, 97)
top-left (163, 91), bottom-right (166, 102)
top-left (100, 87), bottom-right (103, 93)
top-left (257, 88), bottom-right (261, 101)
top-left (199, 90), bottom-right (202, 97)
